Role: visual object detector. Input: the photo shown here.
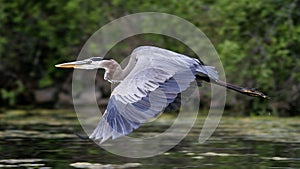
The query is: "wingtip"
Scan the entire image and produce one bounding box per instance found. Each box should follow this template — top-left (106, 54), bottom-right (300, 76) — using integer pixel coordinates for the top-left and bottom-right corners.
top-left (74, 132), bottom-right (90, 140)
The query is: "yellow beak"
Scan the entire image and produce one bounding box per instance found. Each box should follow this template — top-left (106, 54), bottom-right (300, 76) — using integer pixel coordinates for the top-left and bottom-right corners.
top-left (55, 60), bottom-right (88, 68)
top-left (55, 63), bottom-right (76, 68)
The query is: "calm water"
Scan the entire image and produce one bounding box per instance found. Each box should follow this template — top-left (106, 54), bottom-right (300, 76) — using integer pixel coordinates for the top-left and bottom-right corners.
top-left (1, 110), bottom-right (300, 168)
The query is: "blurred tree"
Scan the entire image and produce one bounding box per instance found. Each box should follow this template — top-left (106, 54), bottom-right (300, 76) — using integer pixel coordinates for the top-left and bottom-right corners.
top-left (209, 0), bottom-right (300, 115)
top-left (0, 0), bottom-right (299, 116)
top-left (0, 1), bottom-right (107, 105)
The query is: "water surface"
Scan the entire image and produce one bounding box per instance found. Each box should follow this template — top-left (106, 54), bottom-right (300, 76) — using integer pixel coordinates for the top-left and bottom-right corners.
top-left (1, 110), bottom-right (300, 168)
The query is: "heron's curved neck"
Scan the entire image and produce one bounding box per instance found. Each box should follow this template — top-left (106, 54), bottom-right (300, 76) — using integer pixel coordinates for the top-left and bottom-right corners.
top-left (112, 57), bottom-right (137, 80)
top-left (101, 57), bottom-right (136, 82)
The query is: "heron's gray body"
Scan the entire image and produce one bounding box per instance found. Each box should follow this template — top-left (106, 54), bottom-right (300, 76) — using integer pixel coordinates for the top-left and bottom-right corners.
top-left (89, 46), bottom-right (218, 143)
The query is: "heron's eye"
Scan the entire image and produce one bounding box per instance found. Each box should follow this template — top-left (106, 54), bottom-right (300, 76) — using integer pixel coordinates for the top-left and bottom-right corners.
top-left (86, 60), bottom-right (92, 64)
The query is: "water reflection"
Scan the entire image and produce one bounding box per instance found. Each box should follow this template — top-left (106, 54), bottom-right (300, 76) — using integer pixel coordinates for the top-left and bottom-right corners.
top-left (0, 110), bottom-right (300, 168)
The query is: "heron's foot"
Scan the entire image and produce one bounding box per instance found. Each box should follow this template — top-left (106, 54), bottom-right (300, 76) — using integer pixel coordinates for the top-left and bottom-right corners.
top-left (243, 88), bottom-right (270, 99)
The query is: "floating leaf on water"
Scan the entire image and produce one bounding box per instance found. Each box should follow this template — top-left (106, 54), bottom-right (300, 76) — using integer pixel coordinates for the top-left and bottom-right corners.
top-left (121, 163), bottom-right (142, 168)
top-left (5, 110), bottom-right (27, 118)
top-left (18, 163), bottom-right (45, 167)
top-left (186, 152), bottom-right (195, 156)
top-left (0, 159), bottom-right (43, 164)
top-left (261, 156), bottom-right (290, 161)
top-left (70, 162), bottom-right (142, 169)
top-left (70, 162), bottom-right (102, 168)
top-left (0, 164), bottom-right (19, 167)
top-left (1, 129), bottom-right (75, 139)
top-left (192, 156), bottom-right (204, 159)
top-left (201, 152), bottom-right (235, 157)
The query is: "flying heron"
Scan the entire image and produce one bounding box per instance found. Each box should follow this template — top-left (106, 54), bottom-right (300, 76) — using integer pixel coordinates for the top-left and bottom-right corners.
top-left (56, 46), bottom-right (268, 143)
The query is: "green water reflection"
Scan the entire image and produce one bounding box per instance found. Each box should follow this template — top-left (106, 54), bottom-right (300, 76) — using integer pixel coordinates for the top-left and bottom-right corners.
top-left (1, 110), bottom-right (300, 168)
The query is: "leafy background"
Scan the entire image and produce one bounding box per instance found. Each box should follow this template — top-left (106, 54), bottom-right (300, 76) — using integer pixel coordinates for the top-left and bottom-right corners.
top-left (1, 0), bottom-right (299, 116)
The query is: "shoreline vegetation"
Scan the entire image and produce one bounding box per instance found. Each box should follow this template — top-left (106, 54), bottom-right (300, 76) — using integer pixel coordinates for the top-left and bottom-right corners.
top-left (1, 1), bottom-right (299, 116)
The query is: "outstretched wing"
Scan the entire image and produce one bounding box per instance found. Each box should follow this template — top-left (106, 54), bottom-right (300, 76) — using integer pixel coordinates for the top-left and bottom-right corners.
top-left (89, 46), bottom-right (218, 143)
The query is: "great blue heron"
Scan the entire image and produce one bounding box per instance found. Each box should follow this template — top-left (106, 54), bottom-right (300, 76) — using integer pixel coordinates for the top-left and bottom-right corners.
top-left (56, 46), bottom-right (268, 143)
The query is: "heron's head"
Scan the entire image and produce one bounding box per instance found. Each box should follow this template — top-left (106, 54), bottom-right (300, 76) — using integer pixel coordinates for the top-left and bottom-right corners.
top-left (55, 57), bottom-right (107, 70)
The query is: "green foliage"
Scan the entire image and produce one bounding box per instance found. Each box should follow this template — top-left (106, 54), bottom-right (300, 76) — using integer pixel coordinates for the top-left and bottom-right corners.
top-left (0, 0), bottom-right (107, 104)
top-left (209, 0), bottom-right (300, 115)
top-left (0, 0), bottom-right (299, 115)
top-left (0, 80), bottom-right (24, 106)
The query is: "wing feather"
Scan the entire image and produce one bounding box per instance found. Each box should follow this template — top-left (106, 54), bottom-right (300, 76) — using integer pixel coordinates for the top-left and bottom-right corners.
top-left (89, 46), bottom-right (219, 143)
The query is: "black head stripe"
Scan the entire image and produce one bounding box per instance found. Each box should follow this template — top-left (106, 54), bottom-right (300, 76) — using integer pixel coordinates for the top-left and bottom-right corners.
top-left (90, 57), bottom-right (110, 61)
top-left (90, 57), bottom-right (103, 61)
